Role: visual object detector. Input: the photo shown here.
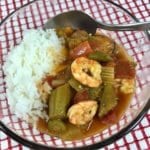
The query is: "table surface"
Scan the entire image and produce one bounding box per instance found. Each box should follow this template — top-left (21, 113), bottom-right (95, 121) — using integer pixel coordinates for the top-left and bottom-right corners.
top-left (0, 0), bottom-right (150, 149)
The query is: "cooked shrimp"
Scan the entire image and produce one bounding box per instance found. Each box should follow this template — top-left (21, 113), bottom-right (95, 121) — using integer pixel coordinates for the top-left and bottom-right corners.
top-left (71, 57), bottom-right (102, 87)
top-left (67, 100), bottom-right (98, 125)
top-left (120, 79), bottom-right (135, 94)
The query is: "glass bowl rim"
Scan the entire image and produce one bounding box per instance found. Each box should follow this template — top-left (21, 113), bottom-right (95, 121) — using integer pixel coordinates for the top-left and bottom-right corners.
top-left (0, 0), bottom-right (150, 149)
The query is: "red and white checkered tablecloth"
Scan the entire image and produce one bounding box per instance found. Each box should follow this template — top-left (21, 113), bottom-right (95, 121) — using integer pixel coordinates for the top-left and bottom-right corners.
top-left (0, 0), bottom-right (150, 149)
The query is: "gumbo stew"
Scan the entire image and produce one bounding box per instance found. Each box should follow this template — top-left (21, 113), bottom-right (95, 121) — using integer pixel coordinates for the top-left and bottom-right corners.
top-left (37, 27), bottom-right (136, 140)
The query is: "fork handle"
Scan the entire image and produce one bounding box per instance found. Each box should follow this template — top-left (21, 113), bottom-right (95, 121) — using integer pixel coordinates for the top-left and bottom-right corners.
top-left (97, 21), bottom-right (150, 31)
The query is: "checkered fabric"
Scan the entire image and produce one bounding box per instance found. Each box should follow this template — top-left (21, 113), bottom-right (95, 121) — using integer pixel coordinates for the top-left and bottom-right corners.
top-left (0, 0), bottom-right (150, 149)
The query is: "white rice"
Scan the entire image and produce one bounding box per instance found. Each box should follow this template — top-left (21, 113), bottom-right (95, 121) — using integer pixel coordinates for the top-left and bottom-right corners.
top-left (3, 29), bottom-right (65, 126)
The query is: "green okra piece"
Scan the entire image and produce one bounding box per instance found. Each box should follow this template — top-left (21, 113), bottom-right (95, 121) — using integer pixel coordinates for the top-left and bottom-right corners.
top-left (98, 84), bottom-right (117, 118)
top-left (49, 83), bottom-right (71, 119)
top-left (88, 51), bottom-right (112, 62)
top-left (68, 77), bottom-right (84, 92)
top-left (48, 119), bottom-right (66, 133)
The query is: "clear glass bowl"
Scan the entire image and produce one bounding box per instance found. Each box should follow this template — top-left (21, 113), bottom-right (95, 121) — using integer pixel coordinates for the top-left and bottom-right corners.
top-left (0, 0), bottom-right (150, 149)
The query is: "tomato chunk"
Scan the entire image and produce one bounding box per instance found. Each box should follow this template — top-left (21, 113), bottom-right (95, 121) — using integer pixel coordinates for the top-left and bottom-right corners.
top-left (73, 90), bottom-right (89, 104)
top-left (101, 110), bottom-right (117, 125)
top-left (44, 76), bottom-right (55, 86)
top-left (69, 41), bottom-right (93, 59)
top-left (115, 60), bottom-right (136, 79)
